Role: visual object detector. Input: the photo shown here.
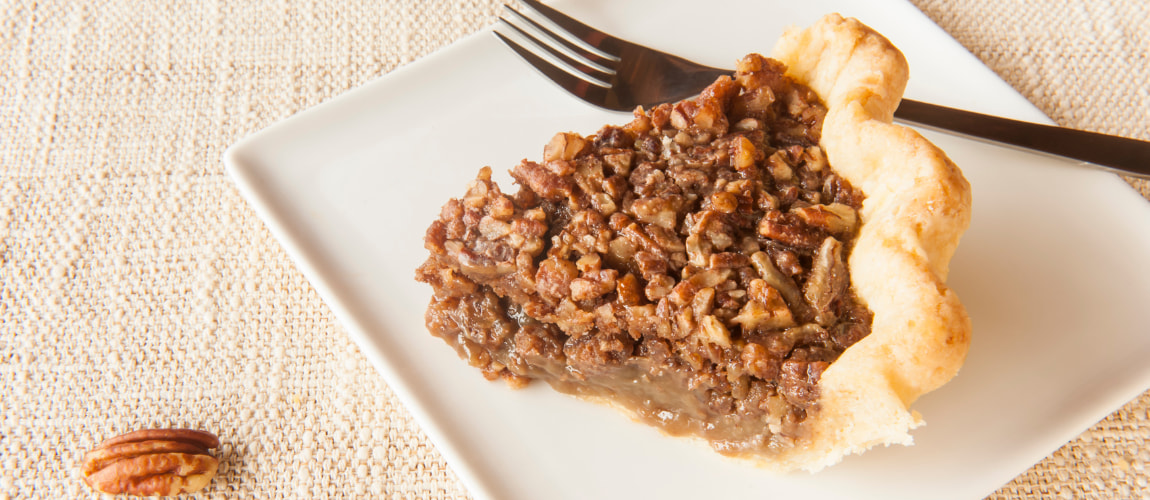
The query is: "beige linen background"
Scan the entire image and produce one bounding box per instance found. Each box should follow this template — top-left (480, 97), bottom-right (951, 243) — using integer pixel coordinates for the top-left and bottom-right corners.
top-left (1, 0), bottom-right (1147, 498)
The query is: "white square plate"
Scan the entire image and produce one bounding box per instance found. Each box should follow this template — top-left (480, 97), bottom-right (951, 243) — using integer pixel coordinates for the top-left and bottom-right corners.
top-left (224, 1), bottom-right (1150, 498)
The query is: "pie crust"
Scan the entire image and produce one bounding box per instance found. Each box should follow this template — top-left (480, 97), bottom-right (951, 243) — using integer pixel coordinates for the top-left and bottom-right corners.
top-left (763, 14), bottom-right (972, 470)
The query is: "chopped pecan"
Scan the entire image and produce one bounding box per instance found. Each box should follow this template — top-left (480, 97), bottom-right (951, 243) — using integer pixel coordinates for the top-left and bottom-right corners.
top-left (731, 279), bottom-right (796, 330)
top-left (565, 331), bottom-right (634, 374)
top-left (511, 160), bottom-right (575, 201)
top-left (630, 196), bottom-right (679, 230)
top-left (544, 132), bottom-right (588, 162)
top-left (697, 315), bottom-right (732, 348)
top-left (804, 237), bottom-right (849, 326)
top-left (749, 251), bottom-right (805, 315)
top-left (791, 203), bottom-right (858, 237)
top-left (570, 268), bottom-right (619, 302)
top-left (758, 210), bottom-right (824, 250)
top-left (536, 255), bottom-right (579, 302)
top-left (645, 274), bottom-right (676, 301)
top-left (779, 355), bottom-right (830, 408)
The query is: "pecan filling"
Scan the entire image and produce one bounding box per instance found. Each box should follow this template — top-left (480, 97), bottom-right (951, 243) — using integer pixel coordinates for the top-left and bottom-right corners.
top-left (416, 54), bottom-right (873, 455)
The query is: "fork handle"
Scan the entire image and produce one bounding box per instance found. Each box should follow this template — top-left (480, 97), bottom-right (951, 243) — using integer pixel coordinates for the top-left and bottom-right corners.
top-left (894, 99), bottom-right (1150, 179)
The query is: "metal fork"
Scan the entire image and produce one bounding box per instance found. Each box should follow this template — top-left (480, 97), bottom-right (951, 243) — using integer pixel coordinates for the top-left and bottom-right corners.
top-left (494, 0), bottom-right (1150, 179)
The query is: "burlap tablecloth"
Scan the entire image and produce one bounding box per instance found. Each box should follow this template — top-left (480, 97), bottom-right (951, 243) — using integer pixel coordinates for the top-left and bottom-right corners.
top-left (2, 0), bottom-right (1147, 498)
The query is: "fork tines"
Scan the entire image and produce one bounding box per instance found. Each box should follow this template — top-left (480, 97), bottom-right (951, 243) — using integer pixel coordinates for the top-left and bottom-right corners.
top-left (495, 3), bottom-right (619, 89)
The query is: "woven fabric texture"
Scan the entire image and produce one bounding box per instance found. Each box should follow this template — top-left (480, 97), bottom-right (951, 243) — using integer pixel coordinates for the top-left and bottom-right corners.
top-left (1, 0), bottom-right (1146, 498)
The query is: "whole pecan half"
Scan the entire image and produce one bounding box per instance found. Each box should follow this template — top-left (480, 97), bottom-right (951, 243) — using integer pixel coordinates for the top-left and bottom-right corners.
top-left (81, 428), bottom-right (220, 497)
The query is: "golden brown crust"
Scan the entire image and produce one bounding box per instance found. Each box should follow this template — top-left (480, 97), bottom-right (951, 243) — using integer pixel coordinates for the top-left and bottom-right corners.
top-left (762, 13), bottom-right (973, 471)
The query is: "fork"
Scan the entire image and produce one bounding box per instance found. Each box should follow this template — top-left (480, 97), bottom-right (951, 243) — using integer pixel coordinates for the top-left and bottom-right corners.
top-left (494, 0), bottom-right (1150, 179)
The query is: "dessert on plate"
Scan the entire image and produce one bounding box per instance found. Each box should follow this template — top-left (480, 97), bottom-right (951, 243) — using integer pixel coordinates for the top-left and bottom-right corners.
top-left (416, 14), bottom-right (971, 471)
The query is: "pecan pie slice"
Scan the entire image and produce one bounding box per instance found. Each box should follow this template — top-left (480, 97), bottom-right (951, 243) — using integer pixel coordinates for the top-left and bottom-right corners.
top-left (415, 14), bottom-right (971, 471)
